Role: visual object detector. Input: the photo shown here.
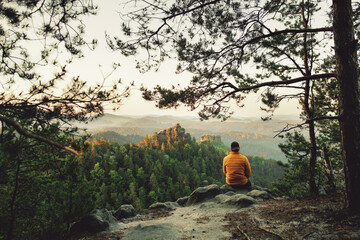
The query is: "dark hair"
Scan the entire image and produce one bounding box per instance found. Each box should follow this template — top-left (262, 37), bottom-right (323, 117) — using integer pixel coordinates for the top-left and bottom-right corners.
top-left (231, 141), bottom-right (240, 152)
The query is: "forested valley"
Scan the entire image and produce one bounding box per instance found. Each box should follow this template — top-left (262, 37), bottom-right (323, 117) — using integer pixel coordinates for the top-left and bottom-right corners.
top-left (0, 123), bottom-right (283, 239)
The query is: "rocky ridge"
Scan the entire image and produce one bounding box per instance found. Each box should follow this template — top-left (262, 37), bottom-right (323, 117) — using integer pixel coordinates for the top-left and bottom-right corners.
top-left (139, 123), bottom-right (191, 150)
top-left (70, 184), bottom-right (360, 240)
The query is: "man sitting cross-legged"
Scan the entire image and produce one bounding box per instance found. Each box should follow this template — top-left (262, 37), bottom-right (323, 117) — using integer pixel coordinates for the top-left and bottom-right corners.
top-left (223, 141), bottom-right (252, 189)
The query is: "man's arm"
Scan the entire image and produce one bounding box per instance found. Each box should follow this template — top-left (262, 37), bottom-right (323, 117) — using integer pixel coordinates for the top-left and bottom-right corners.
top-left (223, 158), bottom-right (227, 176)
top-left (244, 157), bottom-right (251, 178)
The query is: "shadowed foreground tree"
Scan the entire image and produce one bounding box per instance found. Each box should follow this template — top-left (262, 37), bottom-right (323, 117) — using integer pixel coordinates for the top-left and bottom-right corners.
top-left (332, 0), bottom-right (360, 214)
top-left (111, 0), bottom-right (360, 213)
top-left (0, 120), bottom-right (94, 240)
top-left (0, 1), bottom-right (131, 239)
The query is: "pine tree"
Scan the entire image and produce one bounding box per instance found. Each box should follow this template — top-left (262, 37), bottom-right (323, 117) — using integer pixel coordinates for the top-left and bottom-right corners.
top-left (0, 120), bottom-right (93, 239)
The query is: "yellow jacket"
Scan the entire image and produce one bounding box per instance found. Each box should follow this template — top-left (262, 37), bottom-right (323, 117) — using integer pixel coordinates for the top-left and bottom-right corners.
top-left (223, 152), bottom-right (251, 185)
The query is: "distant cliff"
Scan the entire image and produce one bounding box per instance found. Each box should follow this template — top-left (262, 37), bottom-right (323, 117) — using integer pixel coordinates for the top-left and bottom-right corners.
top-left (139, 123), bottom-right (191, 151)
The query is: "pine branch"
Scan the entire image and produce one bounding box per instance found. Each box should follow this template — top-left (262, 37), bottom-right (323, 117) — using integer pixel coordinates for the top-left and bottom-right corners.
top-left (273, 115), bottom-right (340, 138)
top-left (212, 73), bottom-right (336, 105)
top-left (235, 73), bottom-right (337, 91)
top-left (0, 115), bottom-right (79, 156)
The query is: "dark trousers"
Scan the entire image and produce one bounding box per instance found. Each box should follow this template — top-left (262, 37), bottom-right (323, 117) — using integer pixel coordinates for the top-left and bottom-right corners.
top-left (229, 180), bottom-right (251, 189)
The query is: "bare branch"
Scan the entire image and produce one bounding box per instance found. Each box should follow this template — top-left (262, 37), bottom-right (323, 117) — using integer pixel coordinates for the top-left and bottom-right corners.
top-left (234, 73), bottom-right (336, 91)
top-left (162, 0), bottom-right (222, 21)
top-left (237, 225), bottom-right (250, 240)
top-left (241, 27), bottom-right (333, 47)
top-left (273, 115), bottom-right (340, 138)
top-left (208, 73), bottom-right (336, 105)
top-left (258, 226), bottom-right (285, 240)
top-left (212, 27), bottom-right (333, 70)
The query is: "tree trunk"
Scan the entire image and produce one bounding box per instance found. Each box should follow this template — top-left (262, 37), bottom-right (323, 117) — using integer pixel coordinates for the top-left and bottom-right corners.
top-left (333, 0), bottom-right (360, 213)
top-left (308, 120), bottom-right (318, 196)
top-left (322, 146), bottom-right (337, 194)
top-left (67, 182), bottom-right (73, 230)
top-left (7, 158), bottom-right (21, 240)
top-left (304, 79), bottom-right (319, 196)
top-left (302, 7), bottom-right (318, 196)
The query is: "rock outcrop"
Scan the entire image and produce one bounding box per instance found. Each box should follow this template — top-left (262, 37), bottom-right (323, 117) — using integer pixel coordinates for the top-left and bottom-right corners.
top-left (139, 123), bottom-right (191, 151)
top-left (70, 183), bottom-right (272, 237)
top-left (72, 184), bottom-right (360, 240)
top-left (215, 193), bottom-right (257, 207)
top-left (186, 184), bottom-right (222, 205)
top-left (176, 196), bottom-right (189, 206)
top-left (149, 201), bottom-right (180, 211)
top-left (114, 204), bottom-right (136, 220)
top-left (220, 184), bottom-right (252, 194)
top-left (247, 189), bottom-right (273, 200)
top-left (69, 208), bottom-right (117, 235)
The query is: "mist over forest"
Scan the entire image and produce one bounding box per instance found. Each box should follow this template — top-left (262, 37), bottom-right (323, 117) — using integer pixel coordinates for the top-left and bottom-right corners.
top-left (80, 113), bottom-right (302, 162)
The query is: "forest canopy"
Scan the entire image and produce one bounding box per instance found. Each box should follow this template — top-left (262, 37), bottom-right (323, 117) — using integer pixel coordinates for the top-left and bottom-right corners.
top-left (0, 123), bottom-right (284, 239)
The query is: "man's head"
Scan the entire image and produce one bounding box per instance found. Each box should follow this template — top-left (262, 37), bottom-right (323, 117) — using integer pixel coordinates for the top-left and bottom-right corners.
top-left (231, 141), bottom-right (240, 152)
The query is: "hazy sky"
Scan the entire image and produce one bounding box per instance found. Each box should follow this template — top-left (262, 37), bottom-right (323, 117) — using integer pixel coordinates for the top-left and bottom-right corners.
top-left (67, 0), bottom-right (302, 119)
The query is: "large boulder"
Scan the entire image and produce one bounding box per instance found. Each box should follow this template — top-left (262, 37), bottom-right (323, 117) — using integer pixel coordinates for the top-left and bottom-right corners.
top-left (215, 193), bottom-right (257, 207)
top-left (114, 204), bottom-right (136, 220)
top-left (220, 184), bottom-right (252, 195)
top-left (247, 190), bottom-right (273, 200)
top-left (69, 209), bottom-right (117, 235)
top-left (225, 194), bottom-right (257, 207)
top-left (250, 185), bottom-right (273, 193)
top-left (176, 196), bottom-right (189, 206)
top-left (186, 184), bottom-right (221, 205)
top-left (214, 194), bottom-right (232, 204)
top-left (149, 202), bottom-right (180, 211)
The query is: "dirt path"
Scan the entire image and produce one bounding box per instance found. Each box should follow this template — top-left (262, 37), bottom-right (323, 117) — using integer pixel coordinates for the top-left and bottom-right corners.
top-left (106, 201), bottom-right (238, 240)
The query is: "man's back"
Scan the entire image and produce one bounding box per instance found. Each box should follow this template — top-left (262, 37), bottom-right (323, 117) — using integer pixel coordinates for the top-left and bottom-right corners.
top-left (223, 152), bottom-right (251, 186)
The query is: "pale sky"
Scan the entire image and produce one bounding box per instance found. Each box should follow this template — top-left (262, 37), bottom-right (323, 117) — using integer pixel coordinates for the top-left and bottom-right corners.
top-left (67, 0), bottom-right (302, 119)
